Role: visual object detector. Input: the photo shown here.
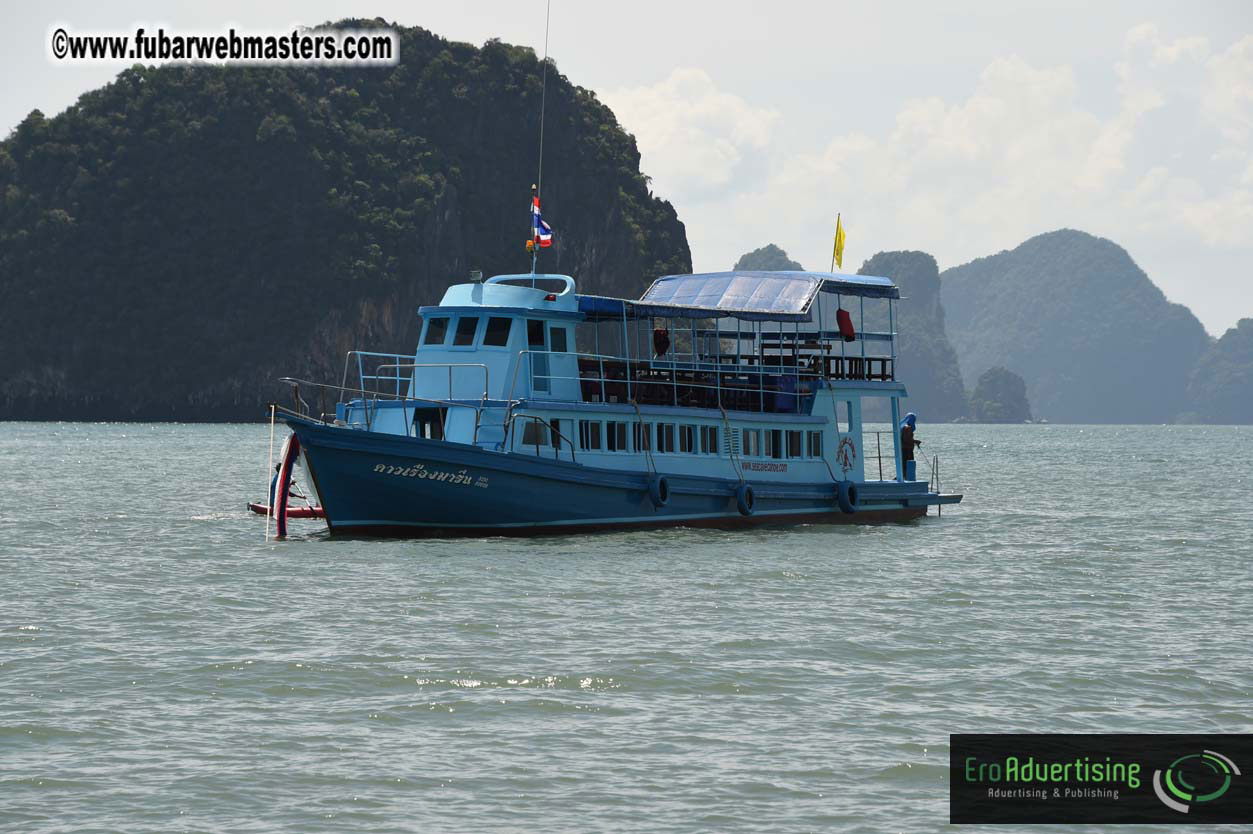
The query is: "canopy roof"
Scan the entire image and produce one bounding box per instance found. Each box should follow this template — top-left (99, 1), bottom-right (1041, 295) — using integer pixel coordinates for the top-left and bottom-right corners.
top-left (578, 270), bottom-right (898, 322)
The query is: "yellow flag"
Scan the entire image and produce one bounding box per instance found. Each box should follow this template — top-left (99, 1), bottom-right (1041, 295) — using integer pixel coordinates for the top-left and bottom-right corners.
top-left (832, 214), bottom-right (846, 270)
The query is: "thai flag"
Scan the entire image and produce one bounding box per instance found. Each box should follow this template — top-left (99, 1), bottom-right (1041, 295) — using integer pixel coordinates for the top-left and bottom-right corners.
top-left (532, 196), bottom-right (553, 247)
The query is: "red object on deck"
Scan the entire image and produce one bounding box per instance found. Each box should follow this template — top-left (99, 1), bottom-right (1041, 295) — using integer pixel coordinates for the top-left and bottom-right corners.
top-left (653, 327), bottom-right (671, 357)
top-left (249, 502), bottom-right (326, 520)
top-left (836, 308), bottom-right (856, 342)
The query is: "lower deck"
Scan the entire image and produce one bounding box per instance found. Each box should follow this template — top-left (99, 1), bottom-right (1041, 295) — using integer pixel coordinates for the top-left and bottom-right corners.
top-left (282, 413), bottom-right (960, 538)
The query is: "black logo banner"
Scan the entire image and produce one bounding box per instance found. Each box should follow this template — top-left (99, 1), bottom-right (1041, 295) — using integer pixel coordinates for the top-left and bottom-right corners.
top-left (951, 734), bottom-right (1253, 824)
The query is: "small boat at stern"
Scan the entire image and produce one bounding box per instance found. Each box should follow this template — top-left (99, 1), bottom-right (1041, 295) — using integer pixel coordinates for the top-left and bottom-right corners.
top-left (270, 270), bottom-right (962, 536)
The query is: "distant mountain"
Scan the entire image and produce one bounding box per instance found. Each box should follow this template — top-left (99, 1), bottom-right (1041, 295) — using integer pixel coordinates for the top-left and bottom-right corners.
top-left (733, 244), bottom-right (803, 271)
top-left (940, 230), bottom-right (1212, 423)
top-left (859, 251), bottom-right (969, 421)
top-left (1184, 319), bottom-right (1253, 424)
top-left (971, 367), bottom-right (1032, 423)
top-left (0, 22), bottom-right (690, 420)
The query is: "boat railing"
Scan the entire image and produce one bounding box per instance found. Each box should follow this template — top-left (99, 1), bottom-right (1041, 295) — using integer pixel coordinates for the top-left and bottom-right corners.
top-left (861, 430), bottom-right (943, 492)
top-left (341, 350), bottom-right (415, 399)
top-left (503, 413), bottom-right (578, 463)
top-left (867, 428), bottom-right (897, 480)
top-left (339, 350), bottom-right (491, 403)
top-left (278, 376), bottom-right (505, 443)
top-left (506, 349), bottom-right (834, 415)
top-left (375, 363), bottom-right (490, 403)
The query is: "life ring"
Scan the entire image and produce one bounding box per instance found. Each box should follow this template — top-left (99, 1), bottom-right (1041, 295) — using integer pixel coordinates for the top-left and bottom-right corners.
top-left (649, 475), bottom-right (670, 508)
top-left (735, 482), bottom-right (755, 516)
top-left (837, 479), bottom-right (858, 514)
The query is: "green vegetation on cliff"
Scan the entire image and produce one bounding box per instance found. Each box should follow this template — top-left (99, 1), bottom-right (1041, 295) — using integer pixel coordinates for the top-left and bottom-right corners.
top-left (970, 367), bottom-right (1032, 423)
top-left (733, 243), bottom-right (802, 271)
top-left (0, 20), bottom-right (690, 419)
top-left (858, 251), bottom-right (969, 421)
top-left (941, 230), bottom-right (1211, 424)
top-left (1184, 319), bottom-right (1253, 424)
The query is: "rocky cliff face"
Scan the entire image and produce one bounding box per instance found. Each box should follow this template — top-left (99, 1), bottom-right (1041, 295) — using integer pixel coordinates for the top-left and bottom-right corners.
top-left (1184, 319), bottom-right (1253, 424)
top-left (940, 230), bottom-right (1211, 423)
top-left (733, 244), bottom-right (803, 271)
top-left (858, 251), bottom-right (969, 421)
top-left (970, 367), bottom-right (1032, 423)
top-left (0, 22), bottom-right (690, 420)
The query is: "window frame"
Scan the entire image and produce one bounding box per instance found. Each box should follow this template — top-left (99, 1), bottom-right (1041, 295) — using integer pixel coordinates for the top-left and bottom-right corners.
top-left (786, 430), bottom-right (803, 459)
top-left (742, 428), bottom-right (760, 457)
top-left (656, 423), bottom-right (676, 454)
top-left (579, 419), bottom-right (603, 451)
top-left (422, 316), bottom-right (451, 346)
top-left (766, 429), bottom-right (784, 460)
top-left (451, 315), bottom-right (481, 349)
top-left (606, 421), bottom-right (629, 452)
top-left (700, 425), bottom-right (719, 455)
top-left (481, 316), bottom-right (514, 348)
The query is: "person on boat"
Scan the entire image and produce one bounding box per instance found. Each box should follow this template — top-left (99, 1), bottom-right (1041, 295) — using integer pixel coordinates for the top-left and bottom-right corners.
top-left (900, 412), bottom-right (922, 477)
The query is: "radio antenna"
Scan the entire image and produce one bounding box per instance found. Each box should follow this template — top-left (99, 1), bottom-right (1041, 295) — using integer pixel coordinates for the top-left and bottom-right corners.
top-left (536, 0), bottom-right (551, 199)
top-left (531, 0), bottom-right (552, 278)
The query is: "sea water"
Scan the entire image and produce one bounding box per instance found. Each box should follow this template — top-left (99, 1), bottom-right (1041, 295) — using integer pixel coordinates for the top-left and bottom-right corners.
top-left (1, 422), bottom-right (1250, 832)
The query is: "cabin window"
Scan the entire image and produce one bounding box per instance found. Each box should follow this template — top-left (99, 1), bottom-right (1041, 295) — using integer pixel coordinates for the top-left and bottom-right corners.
top-left (521, 419), bottom-right (549, 447)
top-left (606, 421), bottom-right (628, 452)
top-left (454, 316), bottom-right (479, 346)
top-left (700, 426), bottom-right (719, 455)
top-left (742, 428), bottom-right (760, 457)
top-left (413, 409), bottom-right (444, 440)
top-left (579, 420), bottom-right (602, 450)
top-left (634, 422), bottom-right (652, 451)
top-left (483, 317), bottom-right (513, 347)
top-left (766, 429), bottom-right (784, 459)
top-left (423, 317), bottom-right (450, 345)
top-left (527, 320), bottom-right (546, 347)
top-left (807, 431), bottom-right (823, 458)
top-left (549, 326), bottom-right (568, 352)
top-left (786, 430), bottom-right (803, 459)
top-left (657, 423), bottom-right (676, 453)
top-left (551, 419), bottom-right (562, 449)
top-left (679, 425), bottom-right (695, 453)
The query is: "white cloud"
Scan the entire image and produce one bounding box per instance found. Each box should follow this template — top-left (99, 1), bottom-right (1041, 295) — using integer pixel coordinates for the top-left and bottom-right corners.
top-left (609, 25), bottom-right (1253, 334)
top-left (1203, 35), bottom-right (1253, 143)
top-left (601, 68), bottom-right (779, 199)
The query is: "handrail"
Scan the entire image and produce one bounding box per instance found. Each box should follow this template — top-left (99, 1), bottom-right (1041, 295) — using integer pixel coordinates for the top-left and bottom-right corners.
top-left (502, 413), bottom-right (578, 463)
top-left (374, 362), bottom-right (490, 401)
top-left (506, 348), bottom-right (827, 415)
top-left (340, 350), bottom-right (416, 402)
top-left (280, 376), bottom-right (502, 419)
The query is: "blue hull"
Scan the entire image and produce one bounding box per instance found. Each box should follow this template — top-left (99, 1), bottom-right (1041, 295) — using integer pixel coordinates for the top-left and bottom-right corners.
top-left (286, 417), bottom-right (946, 537)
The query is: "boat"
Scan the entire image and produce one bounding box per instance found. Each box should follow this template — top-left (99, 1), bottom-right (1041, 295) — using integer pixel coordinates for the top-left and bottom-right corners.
top-left (247, 502), bottom-right (326, 520)
top-left (268, 269), bottom-right (962, 537)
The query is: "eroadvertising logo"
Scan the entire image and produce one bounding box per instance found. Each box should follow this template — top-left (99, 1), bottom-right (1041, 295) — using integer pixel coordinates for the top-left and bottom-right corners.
top-left (1152, 750), bottom-right (1241, 814)
top-left (950, 734), bottom-right (1253, 824)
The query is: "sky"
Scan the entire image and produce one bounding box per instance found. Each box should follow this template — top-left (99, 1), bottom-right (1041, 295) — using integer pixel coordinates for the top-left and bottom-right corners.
top-left (5, 1), bottom-right (1252, 335)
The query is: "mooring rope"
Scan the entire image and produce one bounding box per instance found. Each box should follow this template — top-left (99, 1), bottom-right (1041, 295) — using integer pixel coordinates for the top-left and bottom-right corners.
top-left (718, 403), bottom-right (745, 484)
top-left (629, 399), bottom-right (657, 476)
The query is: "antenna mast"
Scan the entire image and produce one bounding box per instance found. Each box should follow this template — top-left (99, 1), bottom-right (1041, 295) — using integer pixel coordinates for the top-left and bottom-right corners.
top-left (531, 0), bottom-right (552, 276)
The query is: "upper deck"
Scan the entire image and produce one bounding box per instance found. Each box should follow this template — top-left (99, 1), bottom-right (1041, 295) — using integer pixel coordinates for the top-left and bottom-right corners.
top-left (345, 270), bottom-right (904, 416)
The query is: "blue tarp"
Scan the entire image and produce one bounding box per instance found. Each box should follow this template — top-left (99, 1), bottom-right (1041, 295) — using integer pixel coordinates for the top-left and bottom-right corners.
top-left (578, 271), bottom-right (898, 322)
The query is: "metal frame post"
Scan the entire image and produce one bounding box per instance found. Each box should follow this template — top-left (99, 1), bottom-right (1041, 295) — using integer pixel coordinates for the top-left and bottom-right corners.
top-left (890, 395), bottom-right (903, 481)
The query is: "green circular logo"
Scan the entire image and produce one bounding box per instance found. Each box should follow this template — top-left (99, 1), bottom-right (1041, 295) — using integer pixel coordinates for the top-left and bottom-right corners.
top-left (1153, 751), bottom-right (1241, 814)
